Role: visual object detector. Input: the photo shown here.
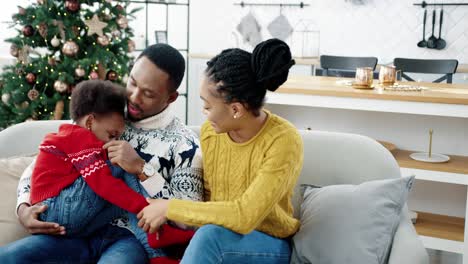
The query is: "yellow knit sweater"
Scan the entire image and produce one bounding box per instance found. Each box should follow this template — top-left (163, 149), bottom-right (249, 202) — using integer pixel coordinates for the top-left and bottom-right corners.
top-left (167, 112), bottom-right (303, 238)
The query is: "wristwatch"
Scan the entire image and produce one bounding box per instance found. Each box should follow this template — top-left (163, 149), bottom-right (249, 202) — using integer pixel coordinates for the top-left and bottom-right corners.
top-left (140, 162), bottom-right (156, 178)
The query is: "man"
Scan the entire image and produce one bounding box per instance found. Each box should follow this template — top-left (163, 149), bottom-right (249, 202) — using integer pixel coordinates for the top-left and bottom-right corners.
top-left (0, 44), bottom-right (203, 263)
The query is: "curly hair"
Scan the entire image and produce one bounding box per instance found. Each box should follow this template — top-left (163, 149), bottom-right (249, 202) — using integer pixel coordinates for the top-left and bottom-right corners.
top-left (205, 38), bottom-right (295, 116)
top-left (70, 80), bottom-right (126, 121)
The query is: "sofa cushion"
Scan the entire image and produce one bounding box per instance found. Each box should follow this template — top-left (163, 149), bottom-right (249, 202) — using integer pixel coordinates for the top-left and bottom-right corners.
top-left (290, 176), bottom-right (415, 264)
top-left (0, 156), bottom-right (35, 246)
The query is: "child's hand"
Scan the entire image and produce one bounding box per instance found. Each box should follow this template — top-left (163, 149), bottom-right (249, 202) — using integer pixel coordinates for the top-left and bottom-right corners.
top-left (137, 198), bottom-right (169, 234)
top-left (103, 140), bottom-right (144, 175)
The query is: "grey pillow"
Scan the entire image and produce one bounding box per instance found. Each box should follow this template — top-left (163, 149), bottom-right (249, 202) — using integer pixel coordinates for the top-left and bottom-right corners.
top-left (290, 176), bottom-right (415, 264)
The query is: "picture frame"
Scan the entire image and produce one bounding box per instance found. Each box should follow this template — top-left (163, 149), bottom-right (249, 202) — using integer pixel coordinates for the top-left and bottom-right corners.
top-left (155, 30), bottom-right (168, 44)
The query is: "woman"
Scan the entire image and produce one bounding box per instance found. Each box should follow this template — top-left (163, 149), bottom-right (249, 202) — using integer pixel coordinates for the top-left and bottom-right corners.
top-left (138, 38), bottom-right (304, 263)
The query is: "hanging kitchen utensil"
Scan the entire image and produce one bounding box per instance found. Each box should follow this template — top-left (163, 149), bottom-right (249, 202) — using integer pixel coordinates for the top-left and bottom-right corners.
top-left (268, 6), bottom-right (293, 41)
top-left (417, 9), bottom-right (428, 47)
top-left (435, 8), bottom-right (446, 50)
top-left (427, 9), bottom-right (437, 48)
top-left (237, 11), bottom-right (262, 47)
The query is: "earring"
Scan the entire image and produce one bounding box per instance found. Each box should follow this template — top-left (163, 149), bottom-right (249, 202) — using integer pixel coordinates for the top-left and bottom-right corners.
top-left (233, 115), bottom-right (237, 119)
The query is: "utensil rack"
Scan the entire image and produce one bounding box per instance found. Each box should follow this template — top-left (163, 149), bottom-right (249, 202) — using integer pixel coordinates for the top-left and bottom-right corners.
top-left (414, 1), bottom-right (468, 8)
top-left (234, 2), bottom-right (308, 8)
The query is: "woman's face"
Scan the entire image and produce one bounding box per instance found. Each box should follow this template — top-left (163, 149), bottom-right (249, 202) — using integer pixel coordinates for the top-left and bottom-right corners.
top-left (199, 76), bottom-right (237, 134)
top-left (90, 112), bottom-right (126, 143)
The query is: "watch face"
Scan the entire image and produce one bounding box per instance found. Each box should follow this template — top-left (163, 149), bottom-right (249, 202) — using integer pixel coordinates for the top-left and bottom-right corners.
top-left (144, 163), bottom-right (155, 177)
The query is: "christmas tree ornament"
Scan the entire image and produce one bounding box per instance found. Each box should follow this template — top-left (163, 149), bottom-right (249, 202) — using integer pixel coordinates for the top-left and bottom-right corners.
top-left (62, 41), bottom-right (79, 56)
top-left (37, 0), bottom-right (46, 5)
top-left (105, 0), bottom-right (113, 3)
top-left (51, 36), bottom-right (61, 47)
top-left (72, 26), bottom-right (81, 37)
top-left (106, 70), bottom-right (118, 81)
top-left (17, 101), bottom-right (30, 110)
top-left (116, 16), bottom-right (128, 29)
top-left (53, 100), bottom-right (65, 120)
top-left (0, 81), bottom-right (4, 90)
top-left (111, 29), bottom-right (121, 38)
top-left (54, 80), bottom-right (69, 93)
top-left (18, 45), bottom-right (32, 64)
top-left (27, 88), bottom-right (39, 101)
top-left (52, 20), bottom-right (66, 40)
top-left (89, 71), bottom-right (99, 80)
top-left (85, 14), bottom-right (108, 37)
top-left (48, 56), bottom-right (57, 66)
top-left (75, 67), bottom-right (85, 77)
top-left (65, 0), bottom-right (80, 13)
top-left (16, 67), bottom-right (25, 75)
top-left (128, 39), bottom-right (136, 52)
top-left (102, 13), bottom-right (112, 21)
top-left (2, 93), bottom-right (11, 105)
top-left (97, 35), bottom-right (110, 46)
top-left (116, 5), bottom-right (124, 11)
top-left (23, 25), bottom-right (35, 37)
top-left (18, 7), bottom-right (26, 15)
top-left (10, 44), bottom-right (19, 57)
top-left (26, 73), bottom-right (37, 84)
top-left (38, 23), bottom-right (48, 38)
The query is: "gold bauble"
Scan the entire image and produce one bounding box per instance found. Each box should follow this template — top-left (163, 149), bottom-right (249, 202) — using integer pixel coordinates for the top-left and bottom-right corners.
top-left (62, 41), bottom-right (79, 56)
top-left (54, 80), bottom-right (69, 93)
top-left (116, 16), bottom-right (128, 29)
top-left (97, 35), bottom-right (110, 46)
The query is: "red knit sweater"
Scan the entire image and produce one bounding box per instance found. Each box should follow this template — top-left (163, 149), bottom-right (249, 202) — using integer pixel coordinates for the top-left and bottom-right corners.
top-left (30, 124), bottom-right (148, 214)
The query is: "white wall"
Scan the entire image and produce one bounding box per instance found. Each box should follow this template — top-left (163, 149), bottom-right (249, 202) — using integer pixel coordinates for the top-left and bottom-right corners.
top-left (190, 0), bottom-right (468, 64)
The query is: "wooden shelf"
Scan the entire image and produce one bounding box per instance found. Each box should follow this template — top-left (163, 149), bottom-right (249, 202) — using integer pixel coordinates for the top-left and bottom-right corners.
top-left (414, 212), bottom-right (464, 242)
top-left (393, 149), bottom-right (468, 175)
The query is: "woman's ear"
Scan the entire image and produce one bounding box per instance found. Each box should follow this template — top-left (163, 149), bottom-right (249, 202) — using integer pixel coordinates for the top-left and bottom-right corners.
top-left (231, 102), bottom-right (246, 119)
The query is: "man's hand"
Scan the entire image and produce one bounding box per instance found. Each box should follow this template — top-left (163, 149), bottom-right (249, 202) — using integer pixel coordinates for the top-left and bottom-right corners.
top-left (103, 140), bottom-right (144, 175)
top-left (18, 203), bottom-right (65, 235)
top-left (137, 198), bottom-right (169, 234)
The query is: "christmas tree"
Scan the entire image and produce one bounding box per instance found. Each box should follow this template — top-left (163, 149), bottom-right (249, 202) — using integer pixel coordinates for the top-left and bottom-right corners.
top-left (0, 0), bottom-right (138, 129)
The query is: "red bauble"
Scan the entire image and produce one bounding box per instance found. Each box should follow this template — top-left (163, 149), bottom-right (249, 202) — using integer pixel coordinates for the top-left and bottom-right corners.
top-left (89, 71), bottom-right (99, 80)
top-left (26, 73), bottom-right (36, 84)
top-left (116, 5), bottom-right (124, 11)
top-left (23, 25), bottom-right (34, 37)
top-left (65, 0), bottom-right (80, 13)
top-left (106, 70), bottom-right (118, 81)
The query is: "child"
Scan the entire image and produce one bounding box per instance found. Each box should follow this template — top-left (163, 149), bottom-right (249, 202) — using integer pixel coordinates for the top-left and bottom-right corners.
top-left (30, 80), bottom-right (193, 263)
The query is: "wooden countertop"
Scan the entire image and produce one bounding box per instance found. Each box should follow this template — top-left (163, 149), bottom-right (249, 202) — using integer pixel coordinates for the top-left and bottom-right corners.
top-left (276, 76), bottom-right (468, 105)
top-left (189, 53), bottom-right (468, 73)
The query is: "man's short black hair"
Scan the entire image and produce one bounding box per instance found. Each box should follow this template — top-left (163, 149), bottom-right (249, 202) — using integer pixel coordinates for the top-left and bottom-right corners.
top-left (70, 80), bottom-right (126, 121)
top-left (138, 43), bottom-right (185, 92)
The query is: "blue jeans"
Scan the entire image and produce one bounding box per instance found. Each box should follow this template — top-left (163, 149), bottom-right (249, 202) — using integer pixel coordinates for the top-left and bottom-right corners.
top-left (0, 224), bottom-right (148, 263)
top-left (38, 163), bottom-right (165, 259)
top-left (181, 225), bottom-right (291, 264)
top-left (39, 164), bottom-right (131, 237)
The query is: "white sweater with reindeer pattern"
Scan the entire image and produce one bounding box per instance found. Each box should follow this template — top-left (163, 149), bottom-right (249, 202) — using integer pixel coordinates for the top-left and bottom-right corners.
top-left (16, 105), bottom-right (204, 214)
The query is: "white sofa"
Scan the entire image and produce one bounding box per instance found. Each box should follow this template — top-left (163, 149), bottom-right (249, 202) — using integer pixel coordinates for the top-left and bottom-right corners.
top-left (0, 120), bottom-right (428, 264)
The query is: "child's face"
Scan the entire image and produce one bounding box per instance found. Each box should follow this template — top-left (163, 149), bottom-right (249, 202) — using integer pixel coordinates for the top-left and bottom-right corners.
top-left (91, 112), bottom-right (126, 143)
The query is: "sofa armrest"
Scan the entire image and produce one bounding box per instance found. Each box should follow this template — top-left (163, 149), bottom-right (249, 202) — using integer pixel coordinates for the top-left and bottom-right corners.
top-left (388, 207), bottom-right (429, 264)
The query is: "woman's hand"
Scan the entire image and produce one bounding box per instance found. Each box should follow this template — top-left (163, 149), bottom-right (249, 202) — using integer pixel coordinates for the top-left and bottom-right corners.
top-left (103, 140), bottom-right (144, 175)
top-left (18, 203), bottom-right (65, 235)
top-left (137, 198), bottom-right (169, 234)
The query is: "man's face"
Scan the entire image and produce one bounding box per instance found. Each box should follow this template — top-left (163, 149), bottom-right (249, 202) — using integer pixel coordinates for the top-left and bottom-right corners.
top-left (126, 56), bottom-right (178, 121)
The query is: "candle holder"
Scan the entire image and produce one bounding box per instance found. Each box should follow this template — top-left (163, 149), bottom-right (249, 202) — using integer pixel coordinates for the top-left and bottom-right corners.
top-left (410, 129), bottom-right (450, 163)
